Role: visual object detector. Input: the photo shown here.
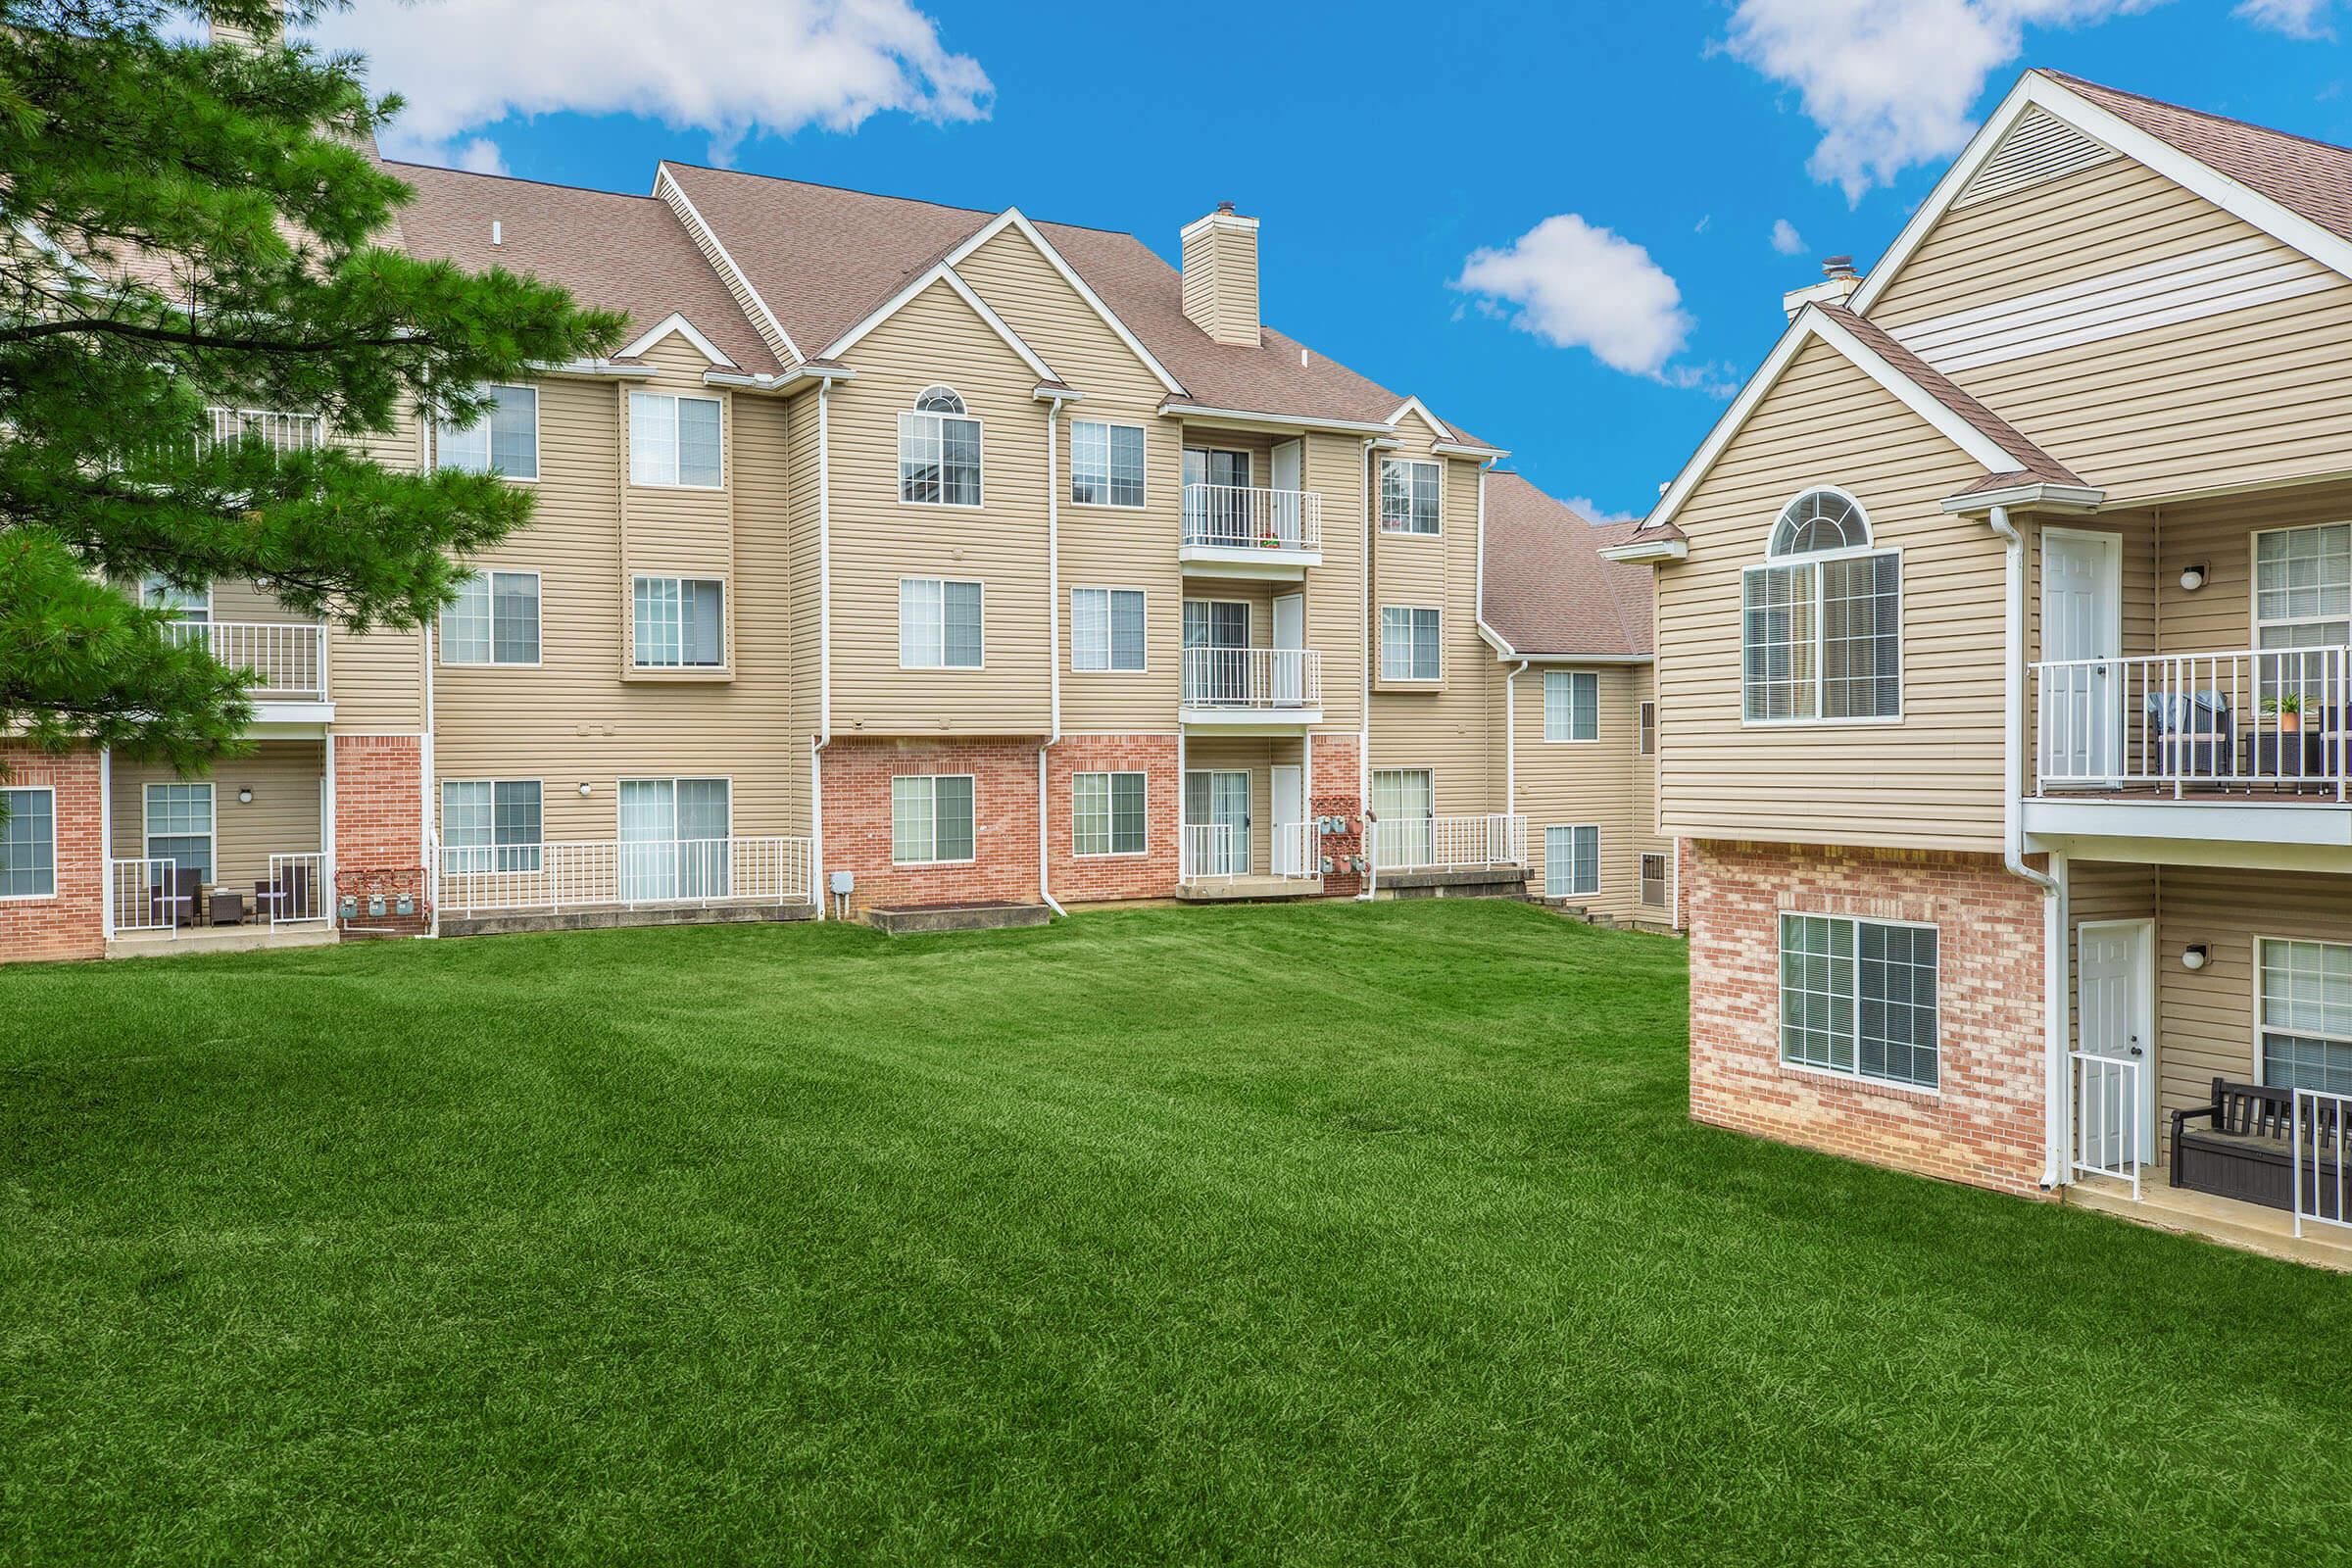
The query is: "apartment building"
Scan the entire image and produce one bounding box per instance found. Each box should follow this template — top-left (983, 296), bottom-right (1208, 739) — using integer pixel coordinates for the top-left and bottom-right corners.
top-left (1609, 70), bottom-right (2352, 1255)
top-left (2, 133), bottom-right (1671, 959)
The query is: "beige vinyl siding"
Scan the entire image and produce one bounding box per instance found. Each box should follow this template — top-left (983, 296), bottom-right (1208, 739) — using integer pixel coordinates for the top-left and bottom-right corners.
top-left (2151, 480), bottom-right (2352, 655)
top-left (822, 277), bottom-right (1051, 736)
top-left (1298, 431), bottom-right (1367, 733)
top-left (1369, 416), bottom-right (1494, 803)
top-left (428, 354), bottom-right (806, 847)
top-left (1182, 735), bottom-right (1297, 877)
top-left (1873, 158), bottom-right (2352, 504)
top-left (1512, 662), bottom-right (1667, 918)
top-left (1653, 339), bottom-right (2004, 850)
top-left (620, 339), bottom-right (739, 676)
top-left (111, 740), bottom-right (325, 887)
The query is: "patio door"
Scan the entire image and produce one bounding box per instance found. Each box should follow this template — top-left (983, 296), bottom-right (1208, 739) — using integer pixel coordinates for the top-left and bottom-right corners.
top-left (1273, 592), bottom-right (1305, 707)
top-left (619, 778), bottom-right (730, 902)
top-left (1271, 764), bottom-right (1304, 876)
top-left (1269, 439), bottom-right (1303, 545)
top-left (1184, 600), bottom-right (1249, 706)
top-left (2042, 528), bottom-right (2123, 783)
top-left (1183, 448), bottom-right (1250, 545)
top-left (2078, 918), bottom-right (2155, 1168)
top-left (1372, 768), bottom-right (1433, 868)
top-left (1185, 769), bottom-right (1250, 875)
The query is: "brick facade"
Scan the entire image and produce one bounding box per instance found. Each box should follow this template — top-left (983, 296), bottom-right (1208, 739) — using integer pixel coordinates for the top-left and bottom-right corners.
top-left (0, 745), bottom-right (104, 963)
top-left (1310, 732), bottom-right (1365, 899)
top-left (821, 737), bottom-right (1044, 916)
top-left (333, 734), bottom-right (427, 936)
top-left (1687, 840), bottom-right (2051, 1199)
top-left (1044, 735), bottom-right (1180, 905)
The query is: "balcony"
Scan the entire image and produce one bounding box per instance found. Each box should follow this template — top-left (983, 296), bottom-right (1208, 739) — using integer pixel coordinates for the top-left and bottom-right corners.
top-left (204, 407), bottom-right (325, 454)
top-left (2026, 646), bottom-right (2352, 854)
top-left (1180, 483), bottom-right (1322, 578)
top-left (164, 620), bottom-right (332, 723)
top-left (1369, 814), bottom-right (1529, 874)
top-left (436, 837), bottom-right (814, 927)
top-left (1180, 648), bottom-right (1322, 728)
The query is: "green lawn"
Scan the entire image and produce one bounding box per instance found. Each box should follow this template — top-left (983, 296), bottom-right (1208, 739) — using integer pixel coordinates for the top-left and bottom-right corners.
top-left (3, 902), bottom-right (2347, 1565)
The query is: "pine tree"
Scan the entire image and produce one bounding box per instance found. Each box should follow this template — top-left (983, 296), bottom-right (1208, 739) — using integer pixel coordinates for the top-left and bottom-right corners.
top-left (0, 1), bottom-right (622, 775)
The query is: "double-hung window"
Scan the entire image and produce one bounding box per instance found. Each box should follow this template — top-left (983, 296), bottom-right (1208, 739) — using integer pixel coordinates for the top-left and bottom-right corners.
top-left (901, 578), bottom-right (984, 669)
top-left (144, 782), bottom-right (215, 883)
top-left (1072, 771), bottom-right (1147, 857)
top-left (892, 775), bottom-right (975, 864)
top-left (1544, 824), bottom-right (1599, 899)
top-left (441, 570), bottom-right (540, 664)
top-left (0, 787), bottom-right (56, 898)
top-left (442, 780), bottom-right (543, 873)
top-left (1544, 670), bottom-right (1598, 742)
top-left (1742, 488), bottom-right (1900, 722)
top-left (1779, 913), bottom-right (1939, 1089)
top-left (1381, 607), bottom-right (1442, 682)
top-left (436, 384), bottom-right (538, 479)
top-left (2257, 938), bottom-right (2352, 1094)
top-left (1380, 458), bottom-right (1441, 534)
top-left (140, 577), bottom-right (210, 621)
top-left (633, 576), bottom-right (725, 668)
top-left (1071, 420), bottom-right (1145, 508)
top-left (899, 386), bottom-right (982, 506)
top-left (2254, 523), bottom-right (2352, 649)
top-left (629, 392), bottom-right (723, 488)
top-left (1072, 588), bottom-right (1146, 672)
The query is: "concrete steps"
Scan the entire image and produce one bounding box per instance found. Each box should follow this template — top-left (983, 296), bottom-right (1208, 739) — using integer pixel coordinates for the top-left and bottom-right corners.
top-left (1174, 877), bottom-right (1324, 903)
top-left (440, 903), bottom-right (814, 939)
top-left (2067, 1169), bottom-right (2352, 1271)
top-left (864, 902), bottom-right (1054, 936)
top-left (1374, 866), bottom-right (1528, 900)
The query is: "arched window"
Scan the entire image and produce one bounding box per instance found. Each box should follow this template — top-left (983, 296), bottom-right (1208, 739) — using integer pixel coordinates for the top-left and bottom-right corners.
top-left (900, 386), bottom-right (982, 505)
top-left (1742, 486), bottom-right (1902, 722)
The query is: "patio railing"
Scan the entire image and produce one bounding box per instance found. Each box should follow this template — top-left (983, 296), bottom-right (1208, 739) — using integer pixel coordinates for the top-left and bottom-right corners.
top-left (163, 620), bottom-right (327, 699)
top-left (2032, 645), bottom-right (2352, 798)
top-left (107, 858), bottom-right (182, 938)
top-left (2070, 1050), bottom-right (2144, 1200)
top-left (1179, 823), bottom-right (1241, 882)
top-left (1181, 648), bottom-right (1322, 710)
top-left (2292, 1087), bottom-right (2351, 1239)
top-left (1370, 814), bottom-right (1528, 873)
top-left (1180, 483), bottom-right (1322, 552)
top-left (435, 836), bottom-right (811, 917)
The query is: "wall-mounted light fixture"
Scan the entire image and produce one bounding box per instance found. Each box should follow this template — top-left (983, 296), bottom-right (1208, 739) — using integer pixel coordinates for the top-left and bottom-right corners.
top-left (2180, 564), bottom-right (2209, 593)
top-left (237, 787), bottom-right (254, 805)
top-left (578, 782), bottom-right (592, 797)
top-left (2181, 944), bottom-right (2209, 971)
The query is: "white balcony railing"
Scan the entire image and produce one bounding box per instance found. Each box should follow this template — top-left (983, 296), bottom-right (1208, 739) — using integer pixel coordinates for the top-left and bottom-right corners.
top-left (1180, 823), bottom-right (1241, 882)
top-left (108, 858), bottom-right (185, 937)
top-left (2292, 1088), bottom-right (2350, 1238)
top-left (1269, 820), bottom-right (1317, 879)
top-left (107, 852), bottom-right (330, 937)
top-left (262, 853), bottom-right (329, 925)
top-left (2070, 1050), bottom-right (2144, 1201)
top-left (1370, 814), bottom-right (1528, 873)
top-left (1181, 647), bottom-right (1322, 710)
top-left (164, 619), bottom-right (326, 699)
top-left (206, 407), bottom-right (325, 454)
top-left (436, 837), bottom-right (812, 917)
top-left (1182, 483), bottom-right (1322, 552)
top-left (2032, 646), bottom-right (2352, 798)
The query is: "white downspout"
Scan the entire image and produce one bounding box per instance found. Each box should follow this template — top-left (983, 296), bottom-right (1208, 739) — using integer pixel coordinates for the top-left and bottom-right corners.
top-left (98, 747), bottom-right (113, 942)
top-left (811, 380), bottom-right (834, 918)
top-left (1505, 660), bottom-right (1531, 815)
top-left (1357, 435), bottom-right (1377, 900)
top-left (421, 624), bottom-right (438, 938)
top-left (1038, 395), bottom-right (1066, 916)
top-left (1990, 503), bottom-right (2068, 1188)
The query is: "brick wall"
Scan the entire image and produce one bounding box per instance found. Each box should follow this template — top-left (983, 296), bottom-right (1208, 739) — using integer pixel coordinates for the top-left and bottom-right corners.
top-left (1311, 732), bottom-right (1364, 898)
top-left (1687, 839), bottom-right (2051, 1199)
top-left (1044, 735), bottom-right (1180, 904)
top-left (333, 734), bottom-right (427, 936)
top-left (821, 737), bottom-right (1043, 916)
top-left (0, 744), bottom-right (103, 963)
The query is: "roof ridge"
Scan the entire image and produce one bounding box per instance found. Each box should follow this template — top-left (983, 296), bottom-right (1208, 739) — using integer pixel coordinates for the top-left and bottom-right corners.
top-left (2041, 70), bottom-right (2352, 160)
top-left (383, 161), bottom-right (662, 203)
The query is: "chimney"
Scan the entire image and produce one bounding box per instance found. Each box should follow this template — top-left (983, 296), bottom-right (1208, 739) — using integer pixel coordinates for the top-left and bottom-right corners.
top-left (1181, 201), bottom-right (1261, 348)
top-left (1783, 254), bottom-right (1862, 320)
top-left (207, 2), bottom-right (284, 50)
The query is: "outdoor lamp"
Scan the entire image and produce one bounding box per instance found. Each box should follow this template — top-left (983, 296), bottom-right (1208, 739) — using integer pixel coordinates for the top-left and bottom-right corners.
top-left (2182, 945), bottom-right (2209, 971)
top-left (578, 782), bottom-right (592, 796)
top-left (2180, 564), bottom-right (2208, 592)
top-left (237, 787), bottom-right (253, 804)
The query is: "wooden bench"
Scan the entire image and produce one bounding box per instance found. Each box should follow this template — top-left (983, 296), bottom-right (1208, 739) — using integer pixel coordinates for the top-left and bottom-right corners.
top-left (2171, 1077), bottom-right (2345, 1219)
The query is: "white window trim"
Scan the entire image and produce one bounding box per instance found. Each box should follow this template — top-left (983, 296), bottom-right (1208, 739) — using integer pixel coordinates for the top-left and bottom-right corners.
top-left (897, 395), bottom-right (985, 510)
top-left (892, 773), bottom-right (978, 866)
top-left (1544, 669), bottom-right (1601, 745)
top-left (630, 573), bottom-right (729, 669)
top-left (1069, 418), bottom-right (1149, 511)
top-left (432, 383), bottom-right (540, 484)
top-left (1379, 457), bottom-right (1444, 536)
top-left (439, 777), bottom-right (547, 869)
top-left (1765, 484), bottom-right (1873, 561)
top-left (628, 390), bottom-right (726, 491)
top-left (2249, 520), bottom-right (2352, 649)
top-left (1070, 586), bottom-right (1150, 674)
top-left (2251, 933), bottom-right (2352, 1090)
top-left (1639, 700), bottom-right (1657, 757)
top-left (139, 576), bottom-right (213, 620)
top-left (142, 781), bottom-right (216, 886)
top-left (1739, 544), bottom-right (1906, 729)
top-left (899, 577), bottom-right (986, 671)
top-left (0, 784), bottom-right (58, 902)
top-left (1639, 851), bottom-right (1670, 906)
top-left (438, 567), bottom-right (543, 668)
top-left (1776, 911), bottom-right (1943, 1095)
top-left (1380, 605), bottom-right (1444, 683)
top-left (1070, 770), bottom-right (1151, 859)
top-left (614, 776), bottom-right (734, 839)
top-left (1545, 823), bottom-right (1602, 899)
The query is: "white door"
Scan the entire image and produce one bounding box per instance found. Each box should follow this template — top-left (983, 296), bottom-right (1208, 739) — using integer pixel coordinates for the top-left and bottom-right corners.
top-left (1273, 593), bottom-right (1305, 707)
top-left (2042, 529), bottom-right (2123, 783)
top-left (1271, 764), bottom-right (1304, 876)
top-left (2077, 919), bottom-right (2154, 1168)
top-left (1270, 439), bottom-right (1303, 545)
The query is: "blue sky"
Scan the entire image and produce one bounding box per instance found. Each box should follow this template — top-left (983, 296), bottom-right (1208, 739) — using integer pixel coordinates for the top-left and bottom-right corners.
top-left (315, 1), bottom-right (2351, 520)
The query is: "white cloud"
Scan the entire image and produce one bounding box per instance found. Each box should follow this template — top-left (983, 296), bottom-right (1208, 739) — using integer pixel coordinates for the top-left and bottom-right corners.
top-left (1563, 496), bottom-right (1644, 525)
top-left (1721, 0), bottom-right (2161, 200)
top-left (447, 137), bottom-right (509, 176)
top-left (2237, 0), bottom-right (2334, 36)
top-left (312, 0), bottom-right (992, 168)
top-left (1451, 214), bottom-right (1704, 386)
top-left (1771, 218), bottom-right (1807, 255)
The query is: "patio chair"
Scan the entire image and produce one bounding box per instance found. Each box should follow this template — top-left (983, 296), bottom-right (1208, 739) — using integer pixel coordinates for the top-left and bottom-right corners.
top-left (2146, 690), bottom-right (2233, 781)
top-left (253, 861), bottom-right (314, 923)
top-left (149, 867), bottom-right (202, 928)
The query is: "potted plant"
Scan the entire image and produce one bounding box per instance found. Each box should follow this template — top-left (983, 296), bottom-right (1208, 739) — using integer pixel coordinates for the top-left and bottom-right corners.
top-left (1259, 529), bottom-right (1282, 549)
top-left (2266, 693), bottom-right (2305, 733)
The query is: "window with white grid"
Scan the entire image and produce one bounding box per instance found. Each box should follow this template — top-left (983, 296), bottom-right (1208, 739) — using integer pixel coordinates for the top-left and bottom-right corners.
top-left (1072, 772), bottom-right (1147, 857)
top-left (1379, 458), bottom-right (1441, 534)
top-left (1640, 853), bottom-right (1668, 906)
top-left (892, 775), bottom-right (975, 864)
top-left (1779, 913), bottom-right (1939, 1088)
top-left (1071, 588), bottom-right (1146, 672)
top-left (2259, 938), bottom-right (2352, 1095)
top-left (1742, 489), bottom-right (1899, 722)
top-left (144, 782), bottom-right (215, 883)
top-left (1640, 701), bottom-right (1656, 757)
top-left (442, 780), bottom-right (543, 873)
top-left (899, 387), bottom-right (982, 506)
top-left (1381, 607), bottom-right (1441, 682)
top-left (2254, 523), bottom-right (2352, 650)
top-left (900, 578), bottom-right (983, 669)
top-left (1071, 420), bottom-right (1145, 508)
top-left (435, 384), bottom-right (538, 479)
top-left (441, 570), bottom-right (539, 664)
top-left (628, 392), bottom-right (723, 489)
top-left (632, 576), bottom-right (724, 667)
top-left (0, 787), bottom-right (55, 898)
top-left (1544, 670), bottom-right (1598, 742)
top-left (1544, 824), bottom-right (1599, 899)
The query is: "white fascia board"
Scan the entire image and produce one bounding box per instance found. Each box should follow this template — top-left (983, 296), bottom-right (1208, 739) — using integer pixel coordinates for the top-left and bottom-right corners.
top-left (653, 164), bottom-right (804, 366)
top-left (704, 364), bottom-right (855, 396)
top-left (946, 208), bottom-right (1188, 396)
top-left (1476, 619), bottom-right (1517, 659)
top-left (617, 311), bottom-right (737, 368)
top-left (1806, 308), bottom-right (2022, 471)
top-left (1434, 441), bottom-right (1510, 462)
top-left (1940, 481), bottom-right (2106, 514)
top-left (819, 262), bottom-right (1060, 384)
top-left (1159, 402), bottom-right (1396, 436)
top-left (1387, 395), bottom-right (1457, 441)
top-left (1597, 538), bottom-right (1687, 564)
top-left (1851, 74), bottom-right (2352, 318)
top-left (1508, 651), bottom-right (1653, 665)
top-left (534, 359), bottom-right (659, 380)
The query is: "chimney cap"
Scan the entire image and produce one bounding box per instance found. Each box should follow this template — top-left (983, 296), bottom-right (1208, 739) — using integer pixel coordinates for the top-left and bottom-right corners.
top-left (1822, 254), bottom-right (1858, 279)
top-left (1216, 199), bottom-right (1237, 216)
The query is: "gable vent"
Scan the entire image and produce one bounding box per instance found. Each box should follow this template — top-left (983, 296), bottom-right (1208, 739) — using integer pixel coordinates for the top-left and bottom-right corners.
top-left (1955, 105), bottom-right (2121, 209)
